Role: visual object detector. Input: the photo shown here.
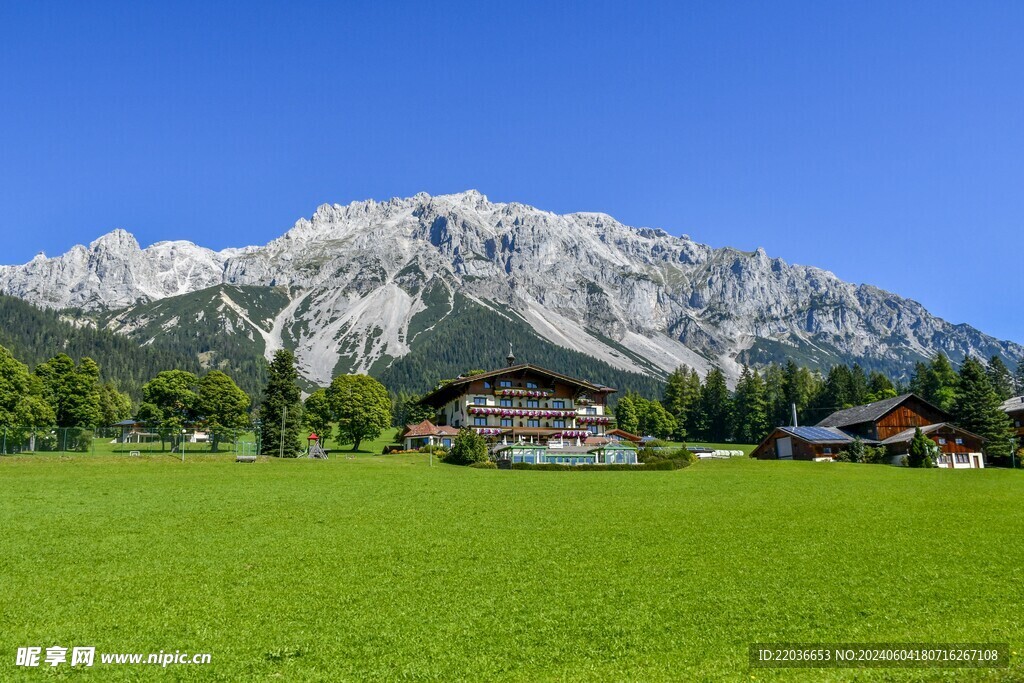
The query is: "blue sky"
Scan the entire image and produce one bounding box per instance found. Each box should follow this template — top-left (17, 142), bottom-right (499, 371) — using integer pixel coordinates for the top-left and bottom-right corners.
top-left (1, 1), bottom-right (1022, 342)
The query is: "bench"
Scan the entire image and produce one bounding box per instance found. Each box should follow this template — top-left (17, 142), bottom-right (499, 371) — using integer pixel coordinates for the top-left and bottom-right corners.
top-left (236, 455), bottom-right (257, 463)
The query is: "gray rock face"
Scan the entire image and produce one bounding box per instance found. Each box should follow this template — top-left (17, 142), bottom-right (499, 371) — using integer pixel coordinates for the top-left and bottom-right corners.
top-left (1, 191), bottom-right (1020, 384)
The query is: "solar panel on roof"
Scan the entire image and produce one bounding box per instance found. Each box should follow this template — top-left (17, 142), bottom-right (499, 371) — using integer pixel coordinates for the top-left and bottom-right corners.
top-left (786, 426), bottom-right (851, 442)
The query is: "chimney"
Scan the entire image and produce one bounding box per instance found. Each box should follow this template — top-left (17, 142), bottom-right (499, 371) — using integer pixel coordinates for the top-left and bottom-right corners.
top-left (791, 403), bottom-right (799, 428)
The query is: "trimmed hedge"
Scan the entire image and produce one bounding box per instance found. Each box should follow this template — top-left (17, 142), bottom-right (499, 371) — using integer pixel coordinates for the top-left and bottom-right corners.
top-left (510, 461), bottom-right (678, 471)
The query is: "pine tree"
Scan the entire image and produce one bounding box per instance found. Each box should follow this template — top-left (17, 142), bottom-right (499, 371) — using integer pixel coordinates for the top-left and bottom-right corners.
top-left (698, 369), bottom-right (732, 442)
top-left (732, 366), bottom-right (769, 444)
top-left (986, 356), bottom-right (1015, 401)
top-left (907, 427), bottom-right (937, 468)
top-left (259, 350), bottom-right (304, 457)
top-left (762, 363), bottom-right (787, 428)
top-left (928, 354), bottom-right (959, 412)
top-left (953, 357), bottom-right (1015, 463)
top-left (1014, 359), bottom-right (1024, 396)
top-left (866, 371), bottom-right (897, 403)
top-left (662, 365), bottom-right (699, 440)
top-left (849, 364), bottom-right (869, 406)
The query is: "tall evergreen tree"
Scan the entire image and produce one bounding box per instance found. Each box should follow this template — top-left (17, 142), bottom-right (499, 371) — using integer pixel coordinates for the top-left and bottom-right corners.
top-left (762, 363), bottom-right (788, 428)
top-left (953, 357), bottom-right (1016, 463)
top-left (1014, 359), bottom-right (1024, 396)
top-left (866, 371), bottom-right (897, 403)
top-left (906, 427), bottom-right (937, 468)
top-left (849, 364), bottom-right (869, 406)
top-left (258, 350), bottom-right (304, 457)
top-left (697, 369), bottom-right (732, 442)
top-left (661, 365), bottom-right (700, 440)
top-left (986, 356), bottom-right (1015, 401)
top-left (732, 366), bottom-right (769, 444)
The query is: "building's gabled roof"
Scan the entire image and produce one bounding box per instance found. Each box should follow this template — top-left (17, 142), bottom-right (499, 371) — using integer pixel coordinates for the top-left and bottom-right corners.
top-left (419, 363), bottom-right (615, 407)
top-left (1001, 396), bottom-right (1024, 414)
top-left (402, 420), bottom-right (459, 438)
top-left (879, 422), bottom-right (985, 446)
top-left (402, 420), bottom-right (439, 438)
top-left (777, 426), bottom-right (860, 444)
top-left (816, 393), bottom-right (949, 429)
top-left (605, 428), bottom-right (641, 442)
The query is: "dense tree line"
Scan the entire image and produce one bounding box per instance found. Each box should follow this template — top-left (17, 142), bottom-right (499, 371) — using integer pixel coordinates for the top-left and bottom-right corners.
top-left (0, 295), bottom-right (204, 400)
top-left (376, 294), bottom-right (664, 397)
top-left (615, 354), bottom-right (1021, 462)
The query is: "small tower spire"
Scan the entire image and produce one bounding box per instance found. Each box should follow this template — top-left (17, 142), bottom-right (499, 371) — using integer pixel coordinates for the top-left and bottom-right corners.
top-left (507, 343), bottom-right (516, 367)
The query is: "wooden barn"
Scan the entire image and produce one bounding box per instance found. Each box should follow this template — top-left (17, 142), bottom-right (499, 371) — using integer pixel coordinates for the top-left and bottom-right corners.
top-left (752, 426), bottom-right (861, 461)
top-left (815, 393), bottom-right (950, 441)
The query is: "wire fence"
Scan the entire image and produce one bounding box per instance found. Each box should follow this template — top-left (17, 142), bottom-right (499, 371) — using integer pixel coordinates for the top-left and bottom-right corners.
top-left (0, 425), bottom-right (256, 456)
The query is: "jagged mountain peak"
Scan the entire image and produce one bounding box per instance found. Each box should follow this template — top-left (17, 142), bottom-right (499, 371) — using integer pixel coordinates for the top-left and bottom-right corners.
top-left (1, 191), bottom-right (1020, 388)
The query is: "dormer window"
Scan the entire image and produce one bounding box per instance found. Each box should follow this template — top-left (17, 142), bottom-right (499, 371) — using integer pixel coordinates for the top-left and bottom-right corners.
top-left (526, 381), bottom-right (538, 389)
top-left (499, 380), bottom-right (512, 388)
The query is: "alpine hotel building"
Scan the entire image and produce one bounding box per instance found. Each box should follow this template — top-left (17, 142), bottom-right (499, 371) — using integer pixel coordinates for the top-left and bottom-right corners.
top-left (417, 355), bottom-right (615, 446)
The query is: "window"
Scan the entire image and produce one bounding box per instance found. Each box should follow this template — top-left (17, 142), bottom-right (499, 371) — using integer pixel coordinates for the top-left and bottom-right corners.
top-left (589, 425), bottom-right (599, 434)
top-left (526, 381), bottom-right (537, 389)
top-left (938, 438), bottom-right (946, 445)
top-left (955, 453), bottom-right (969, 464)
top-left (500, 418), bottom-right (513, 427)
top-left (527, 399), bottom-right (539, 408)
top-left (552, 420), bottom-right (565, 429)
top-left (473, 396), bottom-right (485, 405)
top-left (586, 407), bottom-right (597, 415)
top-left (823, 447), bottom-right (832, 455)
top-left (499, 380), bottom-right (512, 388)
top-left (552, 400), bottom-right (564, 409)
top-left (483, 381), bottom-right (491, 388)
top-left (527, 419), bottom-right (540, 428)
top-left (955, 438), bottom-right (963, 445)
top-left (499, 398), bottom-right (512, 407)
top-left (474, 417), bottom-right (487, 426)
top-left (442, 438), bottom-right (452, 448)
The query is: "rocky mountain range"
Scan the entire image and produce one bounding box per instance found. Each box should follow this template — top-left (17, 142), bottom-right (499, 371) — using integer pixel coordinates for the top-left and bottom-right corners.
top-left (1, 190), bottom-right (1020, 391)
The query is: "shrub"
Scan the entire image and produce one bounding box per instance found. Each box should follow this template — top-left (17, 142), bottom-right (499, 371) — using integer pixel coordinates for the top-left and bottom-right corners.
top-left (417, 445), bottom-right (447, 455)
top-left (444, 428), bottom-right (489, 465)
top-left (834, 450), bottom-right (852, 463)
top-left (862, 446), bottom-right (889, 465)
top-left (468, 461), bottom-right (497, 469)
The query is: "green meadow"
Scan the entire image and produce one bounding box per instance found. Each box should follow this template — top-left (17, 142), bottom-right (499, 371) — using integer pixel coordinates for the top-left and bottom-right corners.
top-left (1, 445), bottom-right (1021, 681)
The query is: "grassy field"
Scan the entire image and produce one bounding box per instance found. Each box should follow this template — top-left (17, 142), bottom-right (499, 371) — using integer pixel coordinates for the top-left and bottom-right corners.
top-left (1, 453), bottom-right (1021, 681)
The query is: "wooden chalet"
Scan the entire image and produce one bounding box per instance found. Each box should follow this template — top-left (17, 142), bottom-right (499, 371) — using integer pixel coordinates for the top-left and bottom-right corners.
top-left (417, 353), bottom-right (615, 447)
top-left (879, 423), bottom-right (985, 469)
top-left (754, 393), bottom-right (985, 468)
top-left (815, 393), bottom-right (950, 441)
top-left (1001, 396), bottom-right (1024, 442)
top-left (752, 426), bottom-right (862, 461)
